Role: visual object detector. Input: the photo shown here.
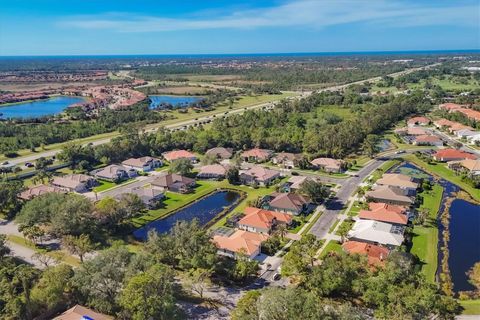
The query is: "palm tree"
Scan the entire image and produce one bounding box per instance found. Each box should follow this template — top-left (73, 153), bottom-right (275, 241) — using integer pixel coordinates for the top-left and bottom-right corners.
top-left (275, 224), bottom-right (288, 240)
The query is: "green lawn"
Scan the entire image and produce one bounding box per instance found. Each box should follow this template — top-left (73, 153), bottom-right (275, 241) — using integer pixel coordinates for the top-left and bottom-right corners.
top-left (301, 211), bottom-right (323, 235)
top-left (347, 201), bottom-right (364, 217)
top-left (410, 184), bottom-right (443, 283)
top-left (460, 299), bottom-right (480, 315)
top-left (320, 240), bottom-right (343, 259)
top-left (328, 219), bottom-right (340, 233)
top-left (366, 159), bottom-right (401, 183)
top-left (404, 154), bottom-right (480, 202)
top-left (93, 178), bottom-right (137, 193)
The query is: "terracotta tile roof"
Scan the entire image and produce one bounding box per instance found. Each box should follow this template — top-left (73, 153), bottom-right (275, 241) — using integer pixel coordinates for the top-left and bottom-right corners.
top-left (269, 193), bottom-right (310, 212)
top-left (163, 150), bottom-right (196, 161)
top-left (366, 186), bottom-right (414, 204)
top-left (241, 148), bottom-right (273, 159)
top-left (407, 127), bottom-right (428, 136)
top-left (377, 173), bottom-right (418, 189)
top-left (18, 184), bottom-right (65, 200)
top-left (342, 241), bottom-right (390, 266)
top-left (151, 173), bottom-right (195, 188)
top-left (439, 103), bottom-right (463, 111)
top-left (205, 147), bottom-right (234, 159)
top-left (310, 157), bottom-right (342, 169)
top-left (434, 149), bottom-right (477, 161)
top-left (213, 230), bottom-right (268, 256)
top-left (241, 166), bottom-right (280, 182)
top-left (407, 116), bottom-right (430, 125)
top-left (449, 123), bottom-right (474, 132)
top-left (456, 159), bottom-right (480, 172)
top-left (198, 164), bottom-right (229, 176)
top-left (455, 108), bottom-right (480, 122)
top-left (272, 152), bottom-right (303, 162)
top-left (52, 174), bottom-right (93, 190)
top-left (122, 156), bottom-right (160, 168)
top-left (53, 304), bottom-right (113, 320)
top-left (433, 118), bottom-right (456, 128)
top-left (239, 207), bottom-right (292, 230)
top-left (359, 202), bottom-right (408, 225)
top-left (414, 135), bottom-right (442, 143)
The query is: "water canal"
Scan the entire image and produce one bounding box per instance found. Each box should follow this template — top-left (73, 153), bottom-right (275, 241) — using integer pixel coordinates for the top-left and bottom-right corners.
top-left (133, 190), bottom-right (240, 240)
top-left (390, 162), bottom-right (480, 293)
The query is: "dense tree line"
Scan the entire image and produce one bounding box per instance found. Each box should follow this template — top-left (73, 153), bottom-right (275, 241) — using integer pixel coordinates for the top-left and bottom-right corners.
top-left (61, 90), bottom-right (431, 169)
top-left (232, 251), bottom-right (461, 319)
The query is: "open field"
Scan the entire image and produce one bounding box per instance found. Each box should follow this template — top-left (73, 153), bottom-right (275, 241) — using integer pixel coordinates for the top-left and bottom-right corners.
top-left (410, 184), bottom-right (443, 283)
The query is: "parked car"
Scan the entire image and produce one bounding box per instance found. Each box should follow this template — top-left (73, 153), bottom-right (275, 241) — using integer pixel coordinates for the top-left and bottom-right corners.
top-left (272, 273), bottom-right (281, 281)
top-left (24, 162), bottom-right (34, 168)
top-left (395, 150), bottom-right (406, 154)
top-left (1, 161), bottom-right (9, 165)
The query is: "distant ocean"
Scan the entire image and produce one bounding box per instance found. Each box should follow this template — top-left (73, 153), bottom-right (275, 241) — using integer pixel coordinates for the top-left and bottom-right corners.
top-left (0, 49), bottom-right (479, 60)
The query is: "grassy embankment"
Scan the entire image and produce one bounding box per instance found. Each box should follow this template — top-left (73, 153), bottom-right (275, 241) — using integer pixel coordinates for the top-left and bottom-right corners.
top-left (410, 184), bottom-right (443, 283)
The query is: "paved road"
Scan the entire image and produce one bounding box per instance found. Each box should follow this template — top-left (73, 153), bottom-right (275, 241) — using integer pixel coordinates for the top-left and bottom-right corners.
top-left (427, 127), bottom-right (480, 156)
top-left (308, 158), bottom-right (386, 238)
top-left (3, 63), bottom-right (439, 168)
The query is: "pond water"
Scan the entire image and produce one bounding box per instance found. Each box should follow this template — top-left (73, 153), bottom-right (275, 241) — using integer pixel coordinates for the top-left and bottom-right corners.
top-left (390, 162), bottom-right (480, 292)
top-left (133, 190), bottom-right (240, 240)
top-left (0, 96), bottom-right (85, 119)
top-left (149, 95), bottom-right (203, 109)
top-left (448, 199), bottom-right (480, 292)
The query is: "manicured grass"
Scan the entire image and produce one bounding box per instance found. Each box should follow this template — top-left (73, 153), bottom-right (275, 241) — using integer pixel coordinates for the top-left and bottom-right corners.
top-left (131, 180), bottom-right (219, 227)
top-left (347, 201), bottom-right (364, 217)
top-left (315, 105), bottom-right (356, 120)
top-left (93, 178), bottom-right (137, 193)
top-left (289, 211), bottom-right (314, 234)
top-left (320, 240), bottom-right (343, 259)
top-left (7, 235), bottom-right (80, 267)
top-left (328, 219), bottom-right (340, 233)
top-left (410, 184), bottom-right (443, 283)
top-left (294, 168), bottom-right (349, 178)
top-left (460, 299), bottom-right (480, 315)
top-left (404, 154), bottom-right (480, 202)
top-left (366, 159), bottom-right (401, 183)
top-left (301, 211), bottom-right (323, 235)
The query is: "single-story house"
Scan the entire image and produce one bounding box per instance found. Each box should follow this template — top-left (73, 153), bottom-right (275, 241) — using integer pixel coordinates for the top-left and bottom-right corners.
top-left (241, 148), bottom-right (274, 163)
top-left (271, 152), bottom-right (303, 169)
top-left (342, 241), bottom-right (390, 267)
top-left (162, 150), bottom-right (197, 163)
top-left (18, 184), bottom-right (65, 201)
top-left (267, 192), bottom-right (311, 215)
top-left (94, 164), bottom-right (137, 182)
top-left (448, 123), bottom-right (474, 134)
top-left (285, 175), bottom-right (314, 191)
top-left (454, 107), bottom-right (480, 122)
top-left (448, 159), bottom-right (480, 176)
top-left (197, 164), bottom-right (230, 180)
top-left (310, 157), bottom-right (344, 173)
top-left (212, 229), bottom-right (269, 259)
top-left (366, 185), bottom-right (414, 207)
top-left (439, 103), bottom-right (463, 111)
top-left (407, 116), bottom-right (430, 127)
top-left (51, 174), bottom-right (97, 193)
top-left (433, 149), bottom-right (477, 162)
top-left (238, 207), bottom-right (292, 234)
top-left (376, 173), bottom-right (418, 196)
top-left (358, 202), bottom-right (408, 225)
top-left (412, 135), bottom-right (443, 146)
top-left (119, 186), bottom-right (164, 208)
top-left (205, 147), bottom-right (234, 159)
top-left (53, 304), bottom-right (113, 320)
top-left (433, 118), bottom-right (456, 129)
top-left (347, 220), bottom-right (405, 247)
top-left (455, 129), bottom-right (478, 139)
top-left (121, 156), bottom-right (162, 172)
top-left (239, 166), bottom-right (280, 186)
top-left (151, 173), bottom-right (196, 193)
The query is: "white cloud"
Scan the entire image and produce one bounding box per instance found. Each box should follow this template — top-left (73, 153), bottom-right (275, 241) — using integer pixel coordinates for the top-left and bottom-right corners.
top-left (58, 0), bottom-right (479, 32)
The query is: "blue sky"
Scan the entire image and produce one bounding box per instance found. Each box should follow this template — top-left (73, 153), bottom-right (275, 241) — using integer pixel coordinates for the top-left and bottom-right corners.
top-left (0, 0), bottom-right (479, 56)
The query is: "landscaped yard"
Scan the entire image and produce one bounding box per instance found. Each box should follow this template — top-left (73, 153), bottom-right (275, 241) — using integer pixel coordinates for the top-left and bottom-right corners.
top-left (410, 184), bottom-right (443, 283)
top-left (366, 159), bottom-right (401, 183)
top-left (93, 178), bottom-right (136, 193)
top-left (328, 219), bottom-right (340, 233)
top-left (404, 154), bottom-right (480, 202)
top-left (347, 201), bottom-right (364, 217)
top-left (459, 299), bottom-right (480, 315)
top-left (335, 219), bottom-right (355, 237)
top-left (320, 240), bottom-right (343, 259)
